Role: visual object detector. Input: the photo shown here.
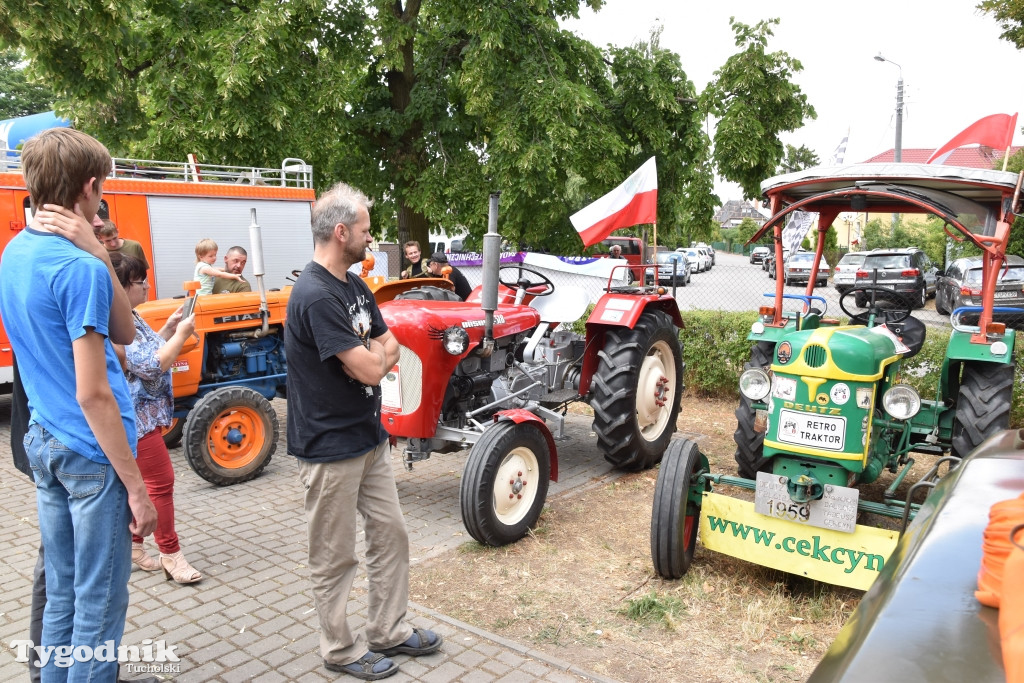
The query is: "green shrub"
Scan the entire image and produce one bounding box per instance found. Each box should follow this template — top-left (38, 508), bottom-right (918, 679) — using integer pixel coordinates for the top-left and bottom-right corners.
top-left (680, 310), bottom-right (759, 398)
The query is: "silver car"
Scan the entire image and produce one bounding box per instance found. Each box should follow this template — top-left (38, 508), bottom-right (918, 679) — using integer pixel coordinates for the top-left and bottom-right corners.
top-left (833, 252), bottom-right (866, 295)
top-left (651, 251), bottom-right (690, 285)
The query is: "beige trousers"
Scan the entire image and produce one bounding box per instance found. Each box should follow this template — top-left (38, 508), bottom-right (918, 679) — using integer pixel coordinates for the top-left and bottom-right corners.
top-left (298, 439), bottom-right (413, 665)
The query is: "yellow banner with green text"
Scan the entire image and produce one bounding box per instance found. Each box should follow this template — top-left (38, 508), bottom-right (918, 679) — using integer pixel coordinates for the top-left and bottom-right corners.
top-left (699, 493), bottom-right (899, 590)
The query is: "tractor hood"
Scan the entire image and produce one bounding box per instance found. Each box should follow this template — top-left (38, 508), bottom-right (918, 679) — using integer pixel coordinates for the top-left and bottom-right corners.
top-left (772, 326), bottom-right (901, 382)
top-left (381, 300), bottom-right (541, 351)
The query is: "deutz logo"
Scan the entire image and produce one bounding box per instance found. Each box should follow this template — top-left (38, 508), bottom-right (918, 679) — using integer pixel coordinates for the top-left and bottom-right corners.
top-left (782, 401), bottom-right (842, 416)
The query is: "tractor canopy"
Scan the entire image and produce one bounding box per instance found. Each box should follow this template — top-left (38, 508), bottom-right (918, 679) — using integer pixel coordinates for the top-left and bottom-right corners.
top-left (749, 163), bottom-right (1023, 335)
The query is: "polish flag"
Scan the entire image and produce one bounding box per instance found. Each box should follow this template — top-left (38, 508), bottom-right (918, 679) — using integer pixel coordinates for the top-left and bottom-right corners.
top-left (570, 157), bottom-right (657, 247)
top-left (926, 113), bottom-right (1018, 164)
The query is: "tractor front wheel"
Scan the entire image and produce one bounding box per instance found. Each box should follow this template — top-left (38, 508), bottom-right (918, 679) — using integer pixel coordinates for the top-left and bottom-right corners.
top-left (184, 387), bottom-right (278, 485)
top-left (651, 438), bottom-right (706, 579)
top-left (591, 309), bottom-right (684, 471)
top-left (460, 421), bottom-right (551, 546)
top-left (733, 341), bottom-right (776, 479)
top-left (951, 361), bottom-right (1014, 459)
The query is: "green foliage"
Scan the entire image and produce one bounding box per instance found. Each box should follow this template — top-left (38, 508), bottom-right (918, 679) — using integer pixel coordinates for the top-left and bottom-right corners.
top-left (701, 18), bottom-right (816, 199)
top-left (979, 0), bottom-right (1024, 48)
top-left (0, 48), bottom-right (53, 118)
top-left (778, 144), bottom-right (819, 174)
top-left (681, 310), bottom-right (760, 397)
top-left (736, 217), bottom-right (766, 246)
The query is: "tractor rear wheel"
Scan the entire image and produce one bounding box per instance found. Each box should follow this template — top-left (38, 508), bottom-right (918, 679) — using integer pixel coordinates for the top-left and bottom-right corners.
top-left (395, 286), bottom-right (462, 302)
top-left (184, 387), bottom-right (278, 485)
top-left (951, 361), bottom-right (1014, 459)
top-left (460, 421), bottom-right (551, 546)
top-left (160, 416), bottom-right (185, 448)
top-left (651, 438), bottom-right (706, 579)
top-left (591, 309), bottom-right (684, 471)
top-left (733, 341), bottom-right (776, 479)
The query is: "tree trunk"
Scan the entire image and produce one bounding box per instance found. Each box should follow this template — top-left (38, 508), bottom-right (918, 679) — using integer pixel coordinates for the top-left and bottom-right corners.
top-left (397, 203), bottom-right (430, 257)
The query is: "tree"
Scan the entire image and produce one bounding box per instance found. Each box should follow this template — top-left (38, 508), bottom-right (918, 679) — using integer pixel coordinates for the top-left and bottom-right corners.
top-left (701, 19), bottom-right (817, 199)
top-left (0, 3), bottom-right (813, 255)
top-left (0, 48), bottom-right (53, 119)
top-left (778, 144), bottom-right (819, 175)
top-left (979, 0), bottom-right (1024, 48)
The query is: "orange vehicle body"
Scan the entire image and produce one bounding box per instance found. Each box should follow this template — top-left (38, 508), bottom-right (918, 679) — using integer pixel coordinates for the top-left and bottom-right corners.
top-left (0, 154), bottom-right (316, 393)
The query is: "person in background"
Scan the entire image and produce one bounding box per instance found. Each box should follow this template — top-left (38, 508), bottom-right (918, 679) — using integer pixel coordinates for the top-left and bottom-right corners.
top-left (212, 245), bottom-right (252, 294)
top-left (193, 238), bottom-right (243, 295)
top-left (0, 127), bottom-right (157, 682)
top-left (400, 240), bottom-right (424, 279)
top-left (286, 182), bottom-right (442, 680)
top-left (609, 244), bottom-right (623, 258)
top-left (426, 252), bottom-right (472, 300)
top-left (98, 219), bottom-right (151, 271)
top-left (111, 252), bottom-right (203, 584)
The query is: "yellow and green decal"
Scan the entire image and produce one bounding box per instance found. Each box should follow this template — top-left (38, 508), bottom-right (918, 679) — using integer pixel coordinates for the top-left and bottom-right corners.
top-left (699, 493), bottom-right (899, 590)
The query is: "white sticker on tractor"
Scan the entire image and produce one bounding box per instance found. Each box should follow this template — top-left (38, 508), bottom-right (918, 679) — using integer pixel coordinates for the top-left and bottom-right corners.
top-left (830, 383), bottom-right (850, 406)
top-left (773, 376), bottom-right (796, 400)
top-left (170, 360), bottom-right (189, 373)
top-left (600, 309), bottom-right (624, 323)
top-left (776, 409), bottom-right (846, 451)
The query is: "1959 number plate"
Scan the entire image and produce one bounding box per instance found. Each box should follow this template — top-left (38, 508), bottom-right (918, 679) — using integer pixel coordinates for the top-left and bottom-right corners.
top-left (753, 472), bottom-right (859, 533)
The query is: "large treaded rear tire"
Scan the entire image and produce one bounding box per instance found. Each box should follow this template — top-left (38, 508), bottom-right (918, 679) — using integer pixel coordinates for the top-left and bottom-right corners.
top-left (733, 341), bottom-right (776, 479)
top-left (951, 361), bottom-right (1014, 459)
top-left (591, 309), bottom-right (683, 471)
top-left (651, 438), bottom-right (706, 579)
top-left (394, 286), bottom-right (462, 302)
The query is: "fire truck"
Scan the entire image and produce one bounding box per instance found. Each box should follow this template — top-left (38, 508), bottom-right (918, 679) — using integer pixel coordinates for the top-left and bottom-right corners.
top-left (0, 151), bottom-right (316, 393)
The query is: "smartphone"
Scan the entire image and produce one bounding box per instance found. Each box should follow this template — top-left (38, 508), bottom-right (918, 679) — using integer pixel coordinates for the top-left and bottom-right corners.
top-left (181, 295), bottom-right (196, 319)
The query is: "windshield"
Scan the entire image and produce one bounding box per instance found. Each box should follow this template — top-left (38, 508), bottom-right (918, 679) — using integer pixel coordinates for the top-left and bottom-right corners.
top-left (862, 254), bottom-right (910, 269)
top-left (789, 253), bottom-right (816, 263)
top-left (966, 265), bottom-right (1024, 285)
top-left (839, 253), bottom-right (865, 265)
top-left (656, 253), bottom-right (682, 264)
top-left (685, 249), bottom-right (699, 257)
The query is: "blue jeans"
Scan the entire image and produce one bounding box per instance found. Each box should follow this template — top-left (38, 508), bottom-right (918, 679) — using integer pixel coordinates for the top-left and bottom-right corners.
top-left (25, 423), bottom-right (132, 683)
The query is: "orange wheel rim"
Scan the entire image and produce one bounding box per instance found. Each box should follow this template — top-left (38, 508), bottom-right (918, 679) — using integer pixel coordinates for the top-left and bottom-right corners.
top-left (206, 406), bottom-right (266, 469)
top-left (160, 418), bottom-right (179, 437)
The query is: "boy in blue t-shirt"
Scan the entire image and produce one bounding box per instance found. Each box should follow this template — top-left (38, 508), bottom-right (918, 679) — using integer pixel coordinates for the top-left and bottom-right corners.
top-left (0, 128), bottom-right (157, 681)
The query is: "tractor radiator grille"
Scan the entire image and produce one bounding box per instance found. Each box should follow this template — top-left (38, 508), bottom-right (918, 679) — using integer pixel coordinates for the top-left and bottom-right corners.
top-left (395, 345), bottom-right (422, 413)
top-left (803, 344), bottom-right (827, 368)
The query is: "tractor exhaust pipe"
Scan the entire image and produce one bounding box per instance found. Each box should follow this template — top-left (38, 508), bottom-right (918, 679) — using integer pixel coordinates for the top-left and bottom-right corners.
top-left (479, 192), bottom-right (502, 357)
top-left (248, 208), bottom-right (271, 337)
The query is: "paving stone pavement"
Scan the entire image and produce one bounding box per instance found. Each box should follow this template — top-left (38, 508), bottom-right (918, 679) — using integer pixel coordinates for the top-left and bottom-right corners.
top-left (0, 396), bottom-right (667, 682)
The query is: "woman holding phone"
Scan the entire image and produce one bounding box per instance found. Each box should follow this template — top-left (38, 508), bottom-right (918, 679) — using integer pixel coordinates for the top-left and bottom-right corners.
top-left (111, 253), bottom-right (203, 584)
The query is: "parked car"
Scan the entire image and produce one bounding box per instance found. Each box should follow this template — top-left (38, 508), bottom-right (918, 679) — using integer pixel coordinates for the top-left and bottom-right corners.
top-left (749, 246), bottom-right (770, 264)
top-left (676, 248), bottom-right (702, 274)
top-left (648, 251), bottom-right (691, 286)
top-left (854, 247), bottom-right (938, 309)
top-left (696, 246), bottom-right (714, 270)
top-left (679, 247), bottom-right (709, 273)
top-left (782, 251), bottom-right (830, 286)
top-left (767, 248), bottom-right (802, 279)
top-left (695, 242), bottom-right (716, 266)
top-left (935, 254), bottom-right (1024, 315)
top-left (833, 252), bottom-right (866, 295)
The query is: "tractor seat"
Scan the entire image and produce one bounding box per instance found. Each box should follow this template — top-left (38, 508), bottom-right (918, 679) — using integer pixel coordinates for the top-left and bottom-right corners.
top-left (851, 312), bottom-right (926, 359)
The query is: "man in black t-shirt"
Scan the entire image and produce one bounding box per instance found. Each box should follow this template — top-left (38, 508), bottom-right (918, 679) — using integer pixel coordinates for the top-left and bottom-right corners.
top-left (285, 182), bottom-right (442, 680)
top-left (426, 252), bottom-right (473, 300)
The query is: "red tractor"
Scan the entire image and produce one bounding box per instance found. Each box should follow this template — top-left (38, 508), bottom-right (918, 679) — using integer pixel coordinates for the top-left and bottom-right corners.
top-left (378, 195), bottom-right (685, 545)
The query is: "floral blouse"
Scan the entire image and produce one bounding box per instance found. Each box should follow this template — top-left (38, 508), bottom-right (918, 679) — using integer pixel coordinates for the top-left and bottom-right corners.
top-left (125, 310), bottom-right (174, 438)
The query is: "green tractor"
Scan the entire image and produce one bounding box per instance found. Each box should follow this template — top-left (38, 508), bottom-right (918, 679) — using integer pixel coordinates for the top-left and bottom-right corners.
top-left (651, 164), bottom-right (1022, 590)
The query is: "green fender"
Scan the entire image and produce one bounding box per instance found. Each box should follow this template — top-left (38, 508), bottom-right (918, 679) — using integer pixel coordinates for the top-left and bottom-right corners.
top-left (939, 329), bottom-right (1016, 400)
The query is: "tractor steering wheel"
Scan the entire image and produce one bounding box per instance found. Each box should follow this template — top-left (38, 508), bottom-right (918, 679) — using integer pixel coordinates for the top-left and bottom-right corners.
top-left (839, 286), bottom-right (911, 325)
top-left (498, 265), bottom-right (555, 297)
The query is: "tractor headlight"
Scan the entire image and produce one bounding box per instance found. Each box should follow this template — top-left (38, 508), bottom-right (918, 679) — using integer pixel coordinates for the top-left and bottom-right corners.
top-left (882, 384), bottom-right (921, 421)
top-left (441, 326), bottom-right (470, 356)
top-left (739, 368), bottom-right (772, 401)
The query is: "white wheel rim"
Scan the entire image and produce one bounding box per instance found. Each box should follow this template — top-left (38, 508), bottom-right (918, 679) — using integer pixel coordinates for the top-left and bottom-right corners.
top-left (636, 339), bottom-right (677, 441)
top-left (492, 446), bottom-right (540, 525)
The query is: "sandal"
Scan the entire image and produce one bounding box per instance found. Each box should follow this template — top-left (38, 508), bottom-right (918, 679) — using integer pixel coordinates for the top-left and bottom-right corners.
top-left (374, 628), bottom-right (443, 657)
top-left (132, 543), bottom-right (161, 572)
top-left (160, 551), bottom-right (202, 584)
top-left (324, 652), bottom-right (398, 680)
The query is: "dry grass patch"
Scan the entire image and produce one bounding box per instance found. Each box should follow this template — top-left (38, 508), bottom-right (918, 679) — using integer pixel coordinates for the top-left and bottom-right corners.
top-left (410, 395), bottom-right (862, 682)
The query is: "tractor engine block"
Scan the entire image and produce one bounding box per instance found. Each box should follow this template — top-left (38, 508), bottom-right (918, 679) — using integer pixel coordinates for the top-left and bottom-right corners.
top-left (206, 330), bottom-right (286, 383)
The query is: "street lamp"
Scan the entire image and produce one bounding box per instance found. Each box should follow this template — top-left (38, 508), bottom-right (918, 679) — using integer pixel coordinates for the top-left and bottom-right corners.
top-left (874, 53), bottom-right (903, 162)
top-left (875, 53), bottom-right (903, 237)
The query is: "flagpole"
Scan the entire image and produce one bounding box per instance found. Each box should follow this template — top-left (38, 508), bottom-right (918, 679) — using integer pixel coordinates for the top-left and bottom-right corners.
top-left (1004, 145), bottom-right (1011, 171)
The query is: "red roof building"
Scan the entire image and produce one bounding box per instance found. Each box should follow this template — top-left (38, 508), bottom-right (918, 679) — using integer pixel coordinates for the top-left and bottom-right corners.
top-left (861, 146), bottom-right (1023, 168)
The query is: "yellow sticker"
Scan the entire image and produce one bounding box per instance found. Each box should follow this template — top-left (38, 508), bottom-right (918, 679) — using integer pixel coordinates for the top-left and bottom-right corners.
top-left (816, 392), bottom-right (829, 405)
top-left (698, 493), bottom-right (898, 591)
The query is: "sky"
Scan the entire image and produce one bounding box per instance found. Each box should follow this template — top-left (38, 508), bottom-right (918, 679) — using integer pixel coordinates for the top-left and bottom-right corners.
top-left (562, 0), bottom-right (1023, 200)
